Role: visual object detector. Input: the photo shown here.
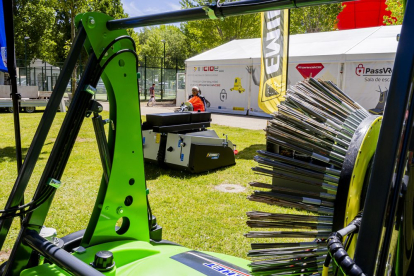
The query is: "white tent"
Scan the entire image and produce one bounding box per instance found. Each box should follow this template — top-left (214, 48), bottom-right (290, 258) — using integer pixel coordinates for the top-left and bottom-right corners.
top-left (185, 25), bottom-right (401, 116)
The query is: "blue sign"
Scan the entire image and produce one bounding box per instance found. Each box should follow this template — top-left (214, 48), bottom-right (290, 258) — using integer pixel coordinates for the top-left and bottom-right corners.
top-left (0, 0), bottom-right (8, 72)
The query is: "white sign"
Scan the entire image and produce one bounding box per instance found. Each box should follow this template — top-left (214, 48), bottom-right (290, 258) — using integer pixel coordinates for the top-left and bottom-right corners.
top-left (186, 61), bottom-right (251, 115)
top-left (343, 61), bottom-right (393, 112)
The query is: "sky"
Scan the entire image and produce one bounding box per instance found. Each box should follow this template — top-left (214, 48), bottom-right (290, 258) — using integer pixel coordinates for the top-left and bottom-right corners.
top-left (122, 0), bottom-right (182, 18)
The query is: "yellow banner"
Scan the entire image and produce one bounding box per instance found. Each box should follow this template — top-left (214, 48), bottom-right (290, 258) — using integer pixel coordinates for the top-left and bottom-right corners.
top-left (258, 10), bottom-right (289, 114)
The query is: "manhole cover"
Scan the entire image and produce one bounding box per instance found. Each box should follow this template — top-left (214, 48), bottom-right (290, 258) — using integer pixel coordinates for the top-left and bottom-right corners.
top-left (215, 184), bottom-right (246, 193)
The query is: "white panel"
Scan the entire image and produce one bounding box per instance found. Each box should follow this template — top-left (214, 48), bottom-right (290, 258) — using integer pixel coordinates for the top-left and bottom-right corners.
top-left (342, 61), bottom-right (394, 110)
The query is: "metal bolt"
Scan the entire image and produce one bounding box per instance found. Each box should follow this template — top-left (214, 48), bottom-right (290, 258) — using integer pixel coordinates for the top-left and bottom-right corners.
top-left (89, 17), bottom-right (95, 25)
top-left (117, 207), bottom-right (124, 214)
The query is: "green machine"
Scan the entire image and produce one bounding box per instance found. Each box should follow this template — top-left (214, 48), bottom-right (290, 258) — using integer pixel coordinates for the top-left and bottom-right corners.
top-left (1, 0), bottom-right (414, 275)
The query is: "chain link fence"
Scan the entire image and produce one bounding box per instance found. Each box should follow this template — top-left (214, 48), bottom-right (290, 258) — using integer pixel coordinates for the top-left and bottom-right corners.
top-left (15, 57), bottom-right (185, 102)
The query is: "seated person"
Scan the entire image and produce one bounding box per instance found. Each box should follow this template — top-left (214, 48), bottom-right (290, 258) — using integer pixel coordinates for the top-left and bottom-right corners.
top-left (187, 86), bottom-right (205, 112)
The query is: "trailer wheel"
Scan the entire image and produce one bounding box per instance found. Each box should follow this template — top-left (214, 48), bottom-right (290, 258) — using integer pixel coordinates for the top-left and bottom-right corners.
top-left (7, 107), bottom-right (13, 113)
top-left (24, 106), bottom-right (36, 113)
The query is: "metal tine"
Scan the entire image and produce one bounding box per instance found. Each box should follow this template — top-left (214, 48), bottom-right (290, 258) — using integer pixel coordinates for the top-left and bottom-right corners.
top-left (249, 181), bottom-right (336, 201)
top-left (254, 155), bottom-right (339, 184)
top-left (250, 253), bottom-right (327, 265)
top-left (324, 80), bottom-right (369, 115)
top-left (250, 261), bottom-right (324, 276)
top-left (265, 137), bottom-right (343, 168)
top-left (307, 78), bottom-right (357, 114)
top-left (251, 241), bottom-right (326, 250)
top-left (248, 247), bottom-right (328, 258)
top-left (296, 81), bottom-right (355, 121)
top-left (268, 119), bottom-right (348, 155)
top-left (324, 79), bottom-right (370, 120)
top-left (245, 231), bottom-right (330, 238)
top-left (247, 220), bottom-right (333, 231)
top-left (267, 266), bottom-right (333, 276)
top-left (267, 124), bottom-right (345, 159)
top-left (248, 249), bottom-right (328, 260)
top-left (250, 265), bottom-right (329, 276)
top-left (285, 94), bottom-right (350, 133)
top-left (292, 87), bottom-right (361, 131)
top-left (248, 191), bottom-right (334, 214)
top-left (266, 126), bottom-right (340, 159)
top-left (295, 83), bottom-right (351, 121)
top-left (269, 117), bottom-right (347, 151)
top-left (256, 150), bottom-right (341, 177)
top-left (290, 87), bottom-right (349, 123)
top-left (247, 211), bottom-right (334, 223)
top-left (275, 111), bottom-right (350, 149)
top-left (277, 104), bottom-right (352, 143)
top-left (277, 104), bottom-right (341, 137)
top-left (319, 80), bottom-right (361, 112)
top-left (248, 191), bottom-right (335, 213)
top-left (284, 97), bottom-right (356, 137)
top-left (266, 129), bottom-right (345, 164)
top-left (251, 166), bottom-right (338, 189)
top-left (287, 90), bottom-right (358, 134)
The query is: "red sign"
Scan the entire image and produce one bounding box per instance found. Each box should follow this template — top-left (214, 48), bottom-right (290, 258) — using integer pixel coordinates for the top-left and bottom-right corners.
top-left (296, 63), bottom-right (325, 79)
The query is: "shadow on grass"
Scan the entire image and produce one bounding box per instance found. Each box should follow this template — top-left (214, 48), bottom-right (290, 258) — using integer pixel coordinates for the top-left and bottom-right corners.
top-left (0, 146), bottom-right (46, 164)
top-left (144, 161), bottom-right (234, 180)
top-left (236, 144), bottom-right (266, 160)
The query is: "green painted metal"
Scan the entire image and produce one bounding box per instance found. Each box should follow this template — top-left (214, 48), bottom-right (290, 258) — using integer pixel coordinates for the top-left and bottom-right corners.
top-left (19, 12), bottom-right (252, 276)
top-left (20, 241), bottom-right (250, 275)
top-left (75, 12), bottom-right (150, 247)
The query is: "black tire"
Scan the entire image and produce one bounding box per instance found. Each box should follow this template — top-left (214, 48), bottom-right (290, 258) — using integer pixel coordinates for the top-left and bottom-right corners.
top-left (7, 107), bottom-right (13, 113)
top-left (24, 106), bottom-right (36, 113)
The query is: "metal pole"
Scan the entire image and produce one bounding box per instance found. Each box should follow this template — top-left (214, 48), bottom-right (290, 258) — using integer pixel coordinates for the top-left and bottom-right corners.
top-left (24, 39), bottom-right (27, 85)
top-left (0, 24), bottom-right (87, 251)
top-left (106, 0), bottom-right (335, 30)
top-left (144, 56), bottom-right (147, 100)
top-left (42, 67), bottom-right (44, 91)
top-left (176, 57), bottom-right (178, 101)
top-left (163, 42), bottom-right (165, 100)
top-left (44, 62), bottom-right (46, 90)
top-left (3, 0), bottom-right (22, 172)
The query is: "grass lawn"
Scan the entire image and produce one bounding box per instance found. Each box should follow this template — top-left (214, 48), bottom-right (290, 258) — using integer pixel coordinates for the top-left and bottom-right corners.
top-left (0, 110), bottom-right (306, 261)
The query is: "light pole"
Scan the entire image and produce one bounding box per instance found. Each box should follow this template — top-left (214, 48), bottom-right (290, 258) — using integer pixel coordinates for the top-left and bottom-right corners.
top-left (24, 36), bottom-right (30, 85)
top-left (161, 39), bottom-right (166, 100)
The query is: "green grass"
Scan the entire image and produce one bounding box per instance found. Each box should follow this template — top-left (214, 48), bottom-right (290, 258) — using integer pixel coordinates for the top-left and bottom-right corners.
top-left (0, 110), bottom-right (305, 260)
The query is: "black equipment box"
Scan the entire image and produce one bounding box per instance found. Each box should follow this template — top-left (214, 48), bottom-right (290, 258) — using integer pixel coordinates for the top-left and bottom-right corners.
top-left (146, 113), bottom-right (191, 127)
top-left (145, 112), bottom-right (211, 128)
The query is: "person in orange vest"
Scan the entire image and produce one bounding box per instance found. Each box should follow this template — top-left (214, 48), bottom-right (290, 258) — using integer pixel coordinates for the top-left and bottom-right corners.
top-left (187, 86), bottom-right (205, 112)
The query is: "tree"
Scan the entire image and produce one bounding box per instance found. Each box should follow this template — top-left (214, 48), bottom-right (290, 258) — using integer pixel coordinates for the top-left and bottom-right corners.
top-left (290, 4), bottom-right (343, 34)
top-left (13, 0), bottom-right (55, 66)
top-left (52, 0), bottom-right (139, 93)
top-left (180, 0), bottom-right (261, 55)
top-left (384, 0), bottom-right (405, 25)
top-left (138, 25), bottom-right (188, 68)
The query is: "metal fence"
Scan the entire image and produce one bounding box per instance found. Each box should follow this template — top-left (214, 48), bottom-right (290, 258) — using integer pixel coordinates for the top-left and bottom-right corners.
top-left (15, 57), bottom-right (186, 101)
top-left (138, 56), bottom-right (185, 101)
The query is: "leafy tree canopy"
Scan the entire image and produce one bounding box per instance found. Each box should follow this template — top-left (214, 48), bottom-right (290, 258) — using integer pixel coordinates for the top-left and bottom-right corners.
top-left (384, 0), bottom-right (405, 25)
top-left (138, 25), bottom-right (188, 68)
top-left (290, 4), bottom-right (343, 34)
top-left (179, 0), bottom-right (261, 56)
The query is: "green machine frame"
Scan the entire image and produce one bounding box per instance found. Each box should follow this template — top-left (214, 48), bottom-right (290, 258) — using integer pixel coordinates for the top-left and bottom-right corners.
top-left (0, 0), bottom-right (414, 275)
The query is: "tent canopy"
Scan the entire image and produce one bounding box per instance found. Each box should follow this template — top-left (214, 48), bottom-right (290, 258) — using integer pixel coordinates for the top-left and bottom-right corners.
top-left (186, 25), bottom-right (401, 64)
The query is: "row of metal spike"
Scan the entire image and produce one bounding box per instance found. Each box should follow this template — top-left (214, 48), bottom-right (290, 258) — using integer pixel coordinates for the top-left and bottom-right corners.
top-left (245, 78), bottom-right (370, 275)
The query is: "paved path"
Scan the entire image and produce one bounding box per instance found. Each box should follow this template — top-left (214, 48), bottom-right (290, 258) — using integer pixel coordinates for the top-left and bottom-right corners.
top-left (99, 102), bottom-right (268, 130)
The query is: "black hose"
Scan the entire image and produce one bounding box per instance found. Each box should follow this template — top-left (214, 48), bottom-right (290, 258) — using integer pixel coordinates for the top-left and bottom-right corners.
top-left (327, 215), bottom-right (366, 276)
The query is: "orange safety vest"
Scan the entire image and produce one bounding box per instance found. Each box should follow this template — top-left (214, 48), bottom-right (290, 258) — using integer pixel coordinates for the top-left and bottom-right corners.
top-left (188, 95), bottom-right (205, 112)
